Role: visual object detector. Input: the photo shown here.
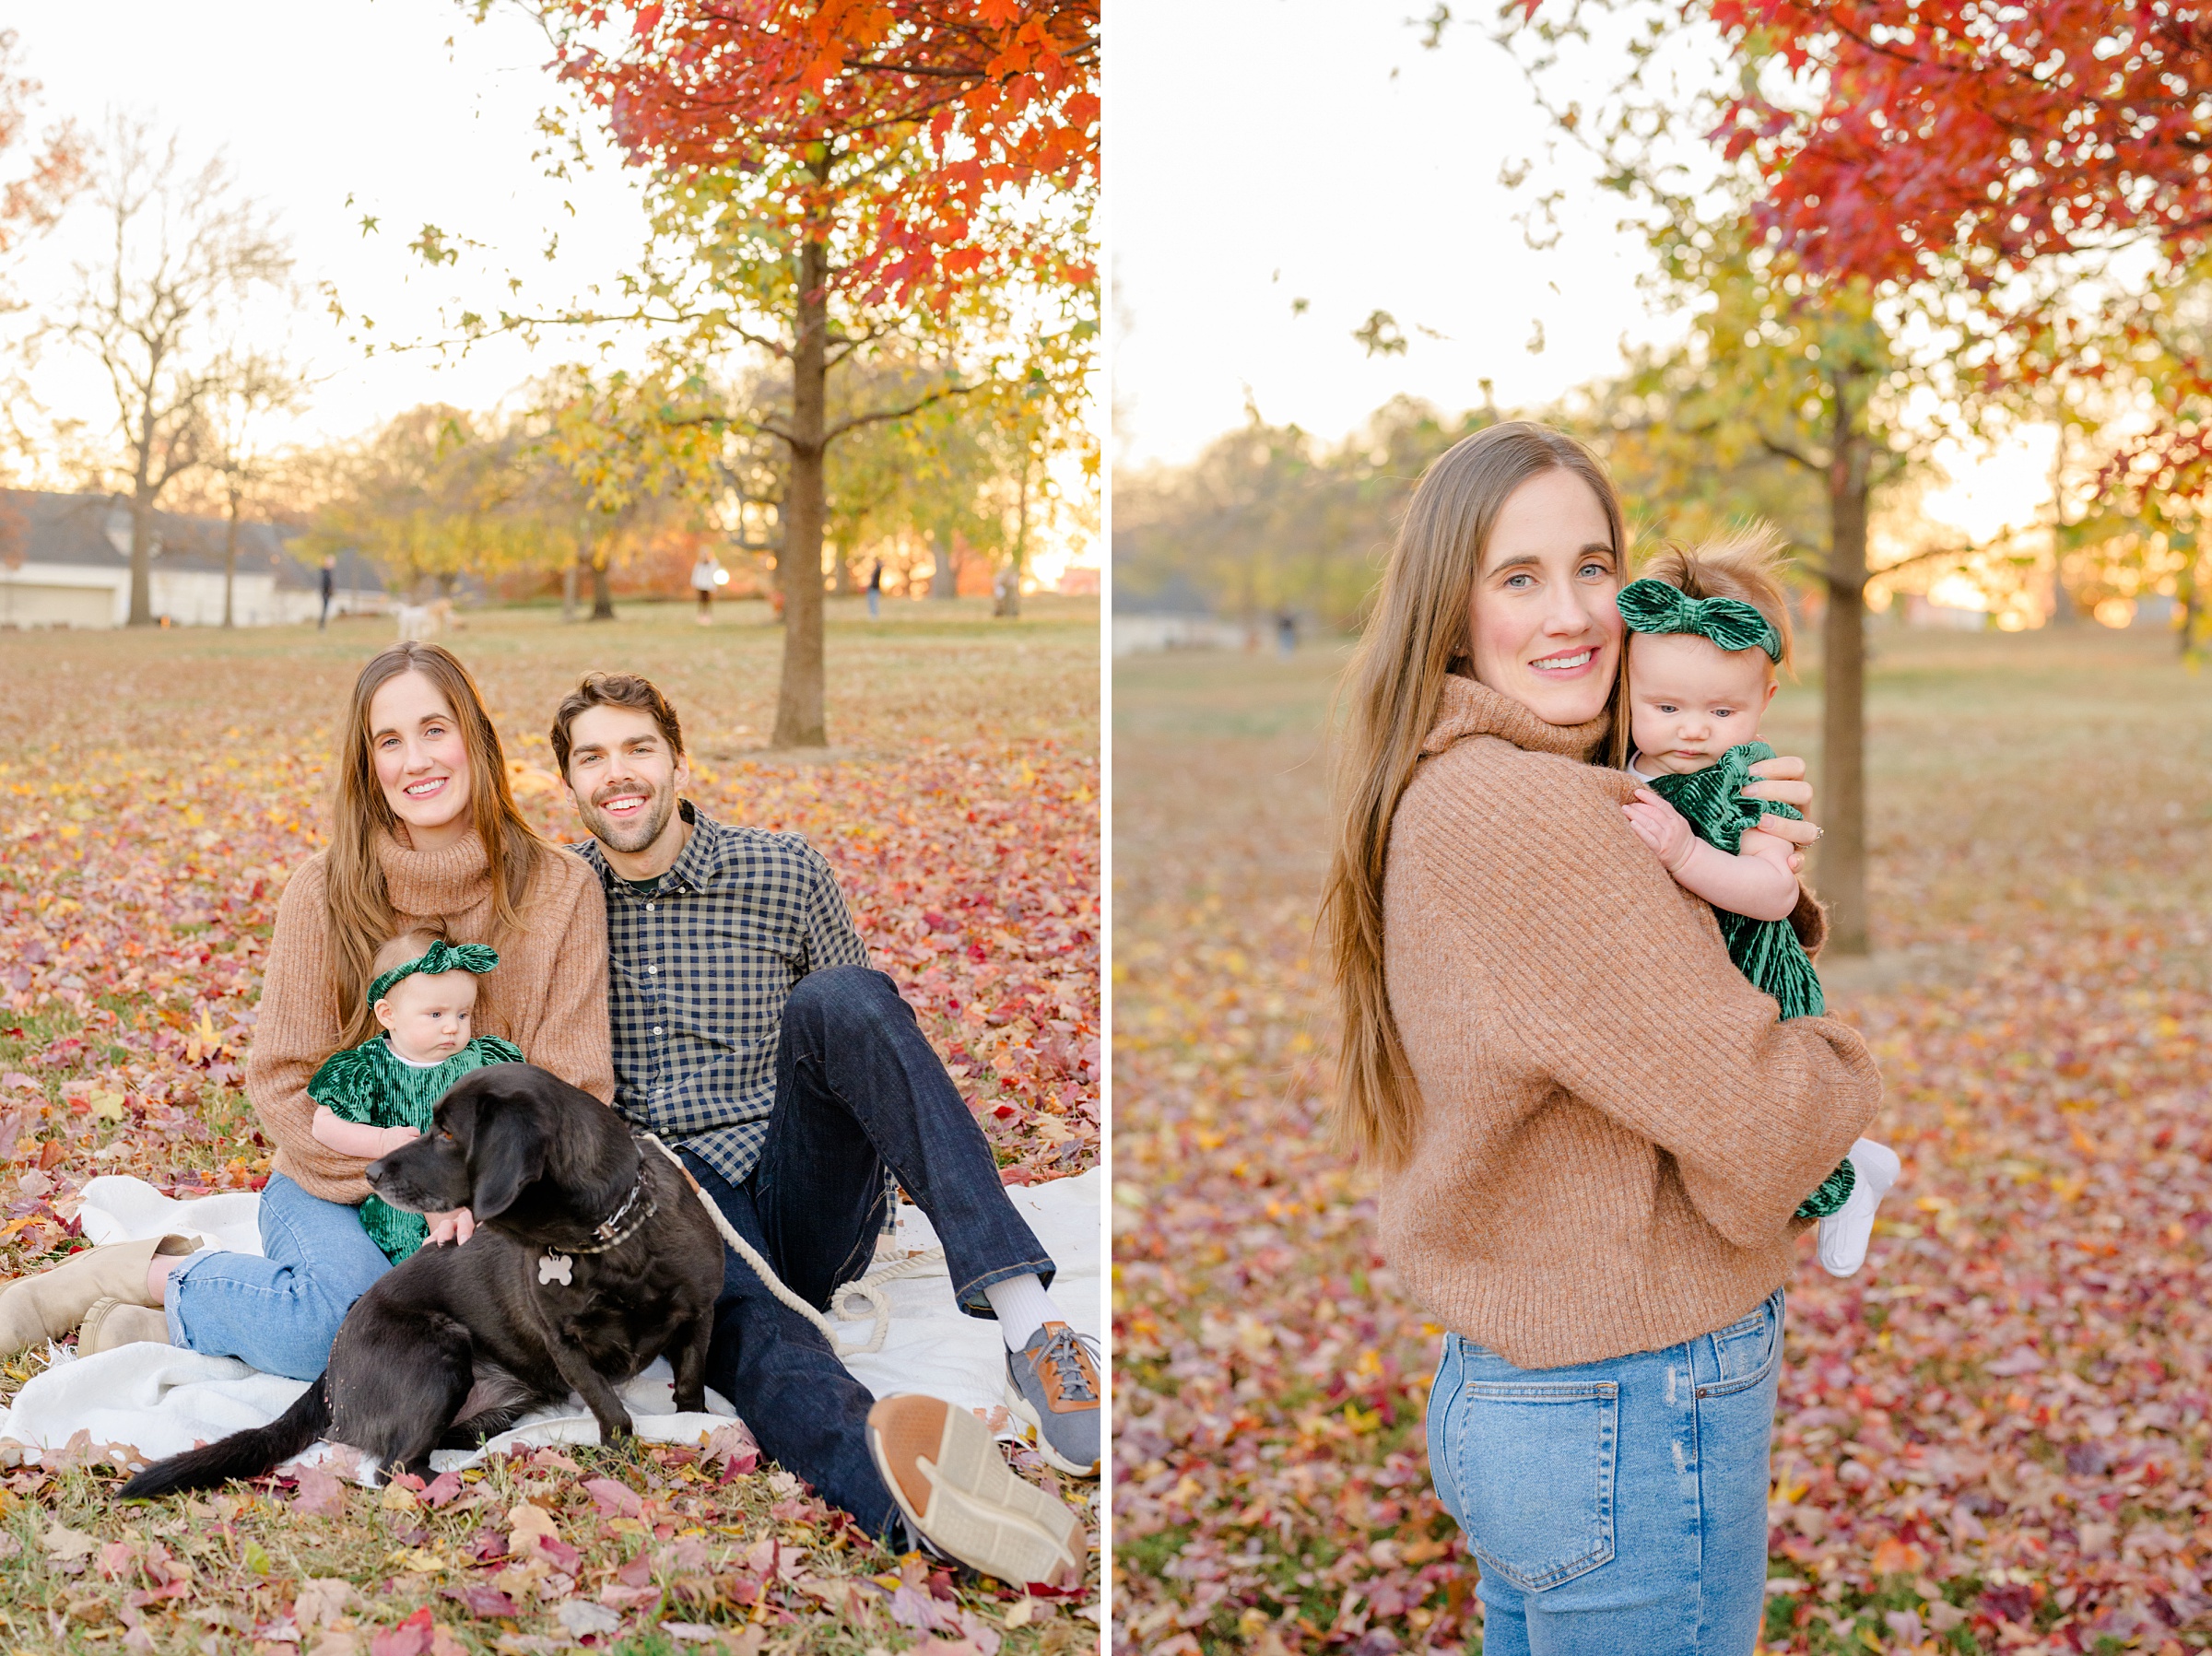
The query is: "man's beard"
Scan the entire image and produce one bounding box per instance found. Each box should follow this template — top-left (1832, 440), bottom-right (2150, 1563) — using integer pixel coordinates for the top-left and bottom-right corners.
top-left (581, 782), bottom-right (676, 854)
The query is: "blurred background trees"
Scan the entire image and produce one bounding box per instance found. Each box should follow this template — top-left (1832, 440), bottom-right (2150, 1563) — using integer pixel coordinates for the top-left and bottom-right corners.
top-left (0, 9), bottom-right (1099, 746)
top-left (448, 0), bottom-right (1101, 746)
top-left (1116, 1), bottom-right (2203, 957)
top-left (44, 118), bottom-right (290, 626)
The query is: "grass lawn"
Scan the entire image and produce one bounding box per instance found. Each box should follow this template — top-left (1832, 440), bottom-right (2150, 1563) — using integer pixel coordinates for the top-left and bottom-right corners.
top-left (0, 596), bottom-right (1101, 1653)
top-left (1112, 623), bottom-right (2212, 1655)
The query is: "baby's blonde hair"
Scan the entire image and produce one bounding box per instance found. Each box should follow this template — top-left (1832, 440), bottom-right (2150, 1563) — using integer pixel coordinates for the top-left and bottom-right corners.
top-left (1636, 523), bottom-right (1796, 672)
top-left (371, 925), bottom-right (451, 984)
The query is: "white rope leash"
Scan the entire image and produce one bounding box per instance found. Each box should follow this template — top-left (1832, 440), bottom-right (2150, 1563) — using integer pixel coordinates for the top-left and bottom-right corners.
top-left (639, 1133), bottom-right (945, 1358)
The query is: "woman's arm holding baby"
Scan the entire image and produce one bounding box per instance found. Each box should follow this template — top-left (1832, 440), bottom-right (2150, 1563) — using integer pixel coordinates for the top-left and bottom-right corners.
top-left (1622, 788), bottom-right (1801, 922)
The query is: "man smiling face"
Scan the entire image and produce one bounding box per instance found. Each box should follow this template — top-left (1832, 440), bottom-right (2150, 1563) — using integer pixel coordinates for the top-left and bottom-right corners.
top-left (561, 703), bottom-right (693, 867)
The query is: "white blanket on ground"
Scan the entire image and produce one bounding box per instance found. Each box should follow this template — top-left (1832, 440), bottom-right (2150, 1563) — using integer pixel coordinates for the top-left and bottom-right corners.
top-left (0, 1170), bottom-right (1100, 1475)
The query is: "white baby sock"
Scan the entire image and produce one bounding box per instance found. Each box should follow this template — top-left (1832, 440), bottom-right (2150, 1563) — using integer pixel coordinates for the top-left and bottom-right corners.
top-left (1818, 1137), bottom-right (1902, 1277)
top-left (982, 1274), bottom-right (1064, 1352)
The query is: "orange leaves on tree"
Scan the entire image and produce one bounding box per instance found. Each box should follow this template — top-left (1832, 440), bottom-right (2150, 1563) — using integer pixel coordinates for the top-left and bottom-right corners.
top-left (1712, 2), bottom-right (2212, 290)
top-left (1697, 1), bottom-right (2212, 487)
top-left (541, 0), bottom-right (1098, 306)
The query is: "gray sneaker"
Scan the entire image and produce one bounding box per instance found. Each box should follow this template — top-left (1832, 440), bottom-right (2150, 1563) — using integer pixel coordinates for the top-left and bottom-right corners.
top-left (1004, 1322), bottom-right (1100, 1478)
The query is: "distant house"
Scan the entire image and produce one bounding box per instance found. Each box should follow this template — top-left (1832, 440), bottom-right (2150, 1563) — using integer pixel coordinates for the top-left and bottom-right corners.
top-left (1111, 562), bottom-right (1248, 654)
top-left (0, 490), bottom-right (388, 628)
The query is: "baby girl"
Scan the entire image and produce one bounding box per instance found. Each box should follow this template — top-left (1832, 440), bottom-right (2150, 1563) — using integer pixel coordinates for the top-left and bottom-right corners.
top-left (309, 930), bottom-right (524, 1263)
top-left (1615, 529), bottom-right (1900, 1277)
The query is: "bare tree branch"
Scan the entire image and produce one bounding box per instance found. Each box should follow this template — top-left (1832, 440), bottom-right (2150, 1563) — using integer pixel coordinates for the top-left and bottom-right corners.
top-left (1759, 433), bottom-right (1824, 473)
top-left (47, 116), bottom-right (291, 624)
top-left (823, 381), bottom-right (978, 443)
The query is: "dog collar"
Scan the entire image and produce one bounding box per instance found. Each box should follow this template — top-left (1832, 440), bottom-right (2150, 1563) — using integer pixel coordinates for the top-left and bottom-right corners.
top-left (536, 1157), bottom-right (656, 1290)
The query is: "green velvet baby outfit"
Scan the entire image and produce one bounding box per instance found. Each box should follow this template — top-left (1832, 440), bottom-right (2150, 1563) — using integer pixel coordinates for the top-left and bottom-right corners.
top-left (308, 1033), bottom-right (524, 1263)
top-left (307, 937), bottom-right (523, 1264)
top-left (1618, 577), bottom-right (1853, 1219)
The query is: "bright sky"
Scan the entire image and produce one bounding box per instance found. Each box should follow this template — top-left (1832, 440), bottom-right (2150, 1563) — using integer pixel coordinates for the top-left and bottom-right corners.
top-left (1109, 0), bottom-right (2058, 578)
top-left (3, 6), bottom-right (1100, 579)
top-left (1110, 0), bottom-right (1681, 468)
top-left (7, 0), bottom-right (655, 458)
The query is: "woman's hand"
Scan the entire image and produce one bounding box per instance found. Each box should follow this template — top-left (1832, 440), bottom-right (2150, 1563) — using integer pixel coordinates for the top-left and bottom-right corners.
top-left (426, 1207), bottom-right (476, 1247)
top-left (1743, 753), bottom-right (1818, 874)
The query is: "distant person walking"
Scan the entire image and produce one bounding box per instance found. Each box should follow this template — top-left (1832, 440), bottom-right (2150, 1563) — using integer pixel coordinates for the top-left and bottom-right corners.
top-left (691, 553), bottom-right (722, 626)
top-left (319, 558), bottom-right (336, 630)
top-left (866, 559), bottom-right (883, 620)
top-left (1276, 606), bottom-right (1297, 656)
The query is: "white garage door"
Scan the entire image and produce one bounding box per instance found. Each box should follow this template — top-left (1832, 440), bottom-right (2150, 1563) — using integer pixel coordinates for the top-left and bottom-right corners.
top-left (0, 581), bottom-right (114, 628)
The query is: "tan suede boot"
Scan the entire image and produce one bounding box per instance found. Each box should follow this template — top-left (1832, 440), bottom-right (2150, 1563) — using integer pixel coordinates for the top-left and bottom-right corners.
top-left (76, 1298), bottom-right (171, 1355)
top-left (0, 1236), bottom-right (196, 1358)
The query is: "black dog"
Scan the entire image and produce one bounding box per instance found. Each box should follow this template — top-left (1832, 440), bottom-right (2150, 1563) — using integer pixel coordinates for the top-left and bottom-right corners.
top-left (122, 1064), bottom-right (725, 1497)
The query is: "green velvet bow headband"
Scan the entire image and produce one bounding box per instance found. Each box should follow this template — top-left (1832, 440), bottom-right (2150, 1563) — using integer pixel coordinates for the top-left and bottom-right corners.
top-left (1617, 578), bottom-right (1782, 662)
top-left (368, 940), bottom-right (500, 1007)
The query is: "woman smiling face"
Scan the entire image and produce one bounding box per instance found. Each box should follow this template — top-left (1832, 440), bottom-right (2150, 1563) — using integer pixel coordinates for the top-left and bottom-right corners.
top-left (1465, 467), bottom-right (1624, 727)
top-left (368, 669), bottom-right (474, 850)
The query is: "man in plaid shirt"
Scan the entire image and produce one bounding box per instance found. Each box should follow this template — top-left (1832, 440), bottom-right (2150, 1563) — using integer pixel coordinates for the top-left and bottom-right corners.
top-left (551, 673), bottom-right (1097, 1585)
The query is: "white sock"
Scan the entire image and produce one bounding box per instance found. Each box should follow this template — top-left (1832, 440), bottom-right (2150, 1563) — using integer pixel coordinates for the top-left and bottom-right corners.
top-left (1818, 1137), bottom-right (1902, 1278)
top-left (982, 1274), bottom-right (1063, 1352)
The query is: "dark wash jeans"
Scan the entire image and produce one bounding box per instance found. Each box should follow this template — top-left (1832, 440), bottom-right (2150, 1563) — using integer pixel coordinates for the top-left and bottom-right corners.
top-left (677, 965), bottom-right (1056, 1537)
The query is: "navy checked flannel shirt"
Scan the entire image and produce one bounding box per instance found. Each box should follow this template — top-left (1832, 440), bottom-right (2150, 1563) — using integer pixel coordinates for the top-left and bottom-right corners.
top-left (578, 800), bottom-right (870, 1189)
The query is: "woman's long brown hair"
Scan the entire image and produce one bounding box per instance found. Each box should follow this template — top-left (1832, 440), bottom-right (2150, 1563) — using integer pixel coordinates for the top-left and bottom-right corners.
top-left (1318, 422), bottom-right (1629, 1169)
top-left (326, 643), bottom-right (547, 1047)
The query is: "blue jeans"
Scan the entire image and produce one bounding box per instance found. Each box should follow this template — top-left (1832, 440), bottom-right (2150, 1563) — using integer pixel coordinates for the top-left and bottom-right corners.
top-left (1426, 1288), bottom-right (1784, 1656)
top-left (680, 966), bottom-right (1055, 1538)
top-left (165, 1173), bottom-right (392, 1380)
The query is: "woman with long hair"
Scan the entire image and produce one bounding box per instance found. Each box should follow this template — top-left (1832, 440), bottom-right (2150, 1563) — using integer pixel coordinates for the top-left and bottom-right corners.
top-left (1318, 423), bottom-right (1882, 1654)
top-left (0, 643), bottom-right (613, 1377)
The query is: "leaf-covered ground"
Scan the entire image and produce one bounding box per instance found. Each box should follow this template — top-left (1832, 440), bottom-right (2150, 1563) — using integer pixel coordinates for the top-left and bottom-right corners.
top-left (1112, 627), bottom-right (2212, 1656)
top-left (0, 595), bottom-right (1100, 1652)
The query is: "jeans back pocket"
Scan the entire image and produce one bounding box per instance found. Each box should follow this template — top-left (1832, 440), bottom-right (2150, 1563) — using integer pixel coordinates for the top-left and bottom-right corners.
top-left (1444, 1359), bottom-right (1618, 1592)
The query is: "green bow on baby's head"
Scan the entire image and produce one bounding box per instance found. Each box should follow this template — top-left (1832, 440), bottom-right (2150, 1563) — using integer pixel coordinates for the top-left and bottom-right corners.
top-left (1617, 578), bottom-right (1783, 662)
top-left (367, 940), bottom-right (500, 1007)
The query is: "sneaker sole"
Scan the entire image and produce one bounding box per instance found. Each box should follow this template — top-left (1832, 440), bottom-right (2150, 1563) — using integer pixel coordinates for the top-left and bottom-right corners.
top-left (865, 1396), bottom-right (1081, 1587)
top-left (1003, 1380), bottom-right (1100, 1478)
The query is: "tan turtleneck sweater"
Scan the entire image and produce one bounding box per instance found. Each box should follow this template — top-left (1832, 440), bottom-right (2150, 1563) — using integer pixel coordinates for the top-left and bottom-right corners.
top-left (1377, 675), bottom-right (1883, 1368)
top-left (245, 831), bottom-right (614, 1204)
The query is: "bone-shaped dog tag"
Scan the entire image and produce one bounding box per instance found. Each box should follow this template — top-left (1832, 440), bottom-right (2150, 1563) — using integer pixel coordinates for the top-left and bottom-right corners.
top-left (538, 1252), bottom-right (574, 1286)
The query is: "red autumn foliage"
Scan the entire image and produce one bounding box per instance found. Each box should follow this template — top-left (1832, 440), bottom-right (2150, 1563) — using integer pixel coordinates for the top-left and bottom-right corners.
top-left (544, 0), bottom-right (1100, 301)
top-left (1708, 2), bottom-right (2212, 291)
top-left (1686, 2), bottom-right (2212, 497)
top-left (0, 29), bottom-right (81, 260)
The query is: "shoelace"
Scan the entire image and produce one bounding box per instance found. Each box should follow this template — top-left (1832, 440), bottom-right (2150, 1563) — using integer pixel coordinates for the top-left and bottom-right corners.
top-left (1035, 1326), bottom-right (1100, 1403)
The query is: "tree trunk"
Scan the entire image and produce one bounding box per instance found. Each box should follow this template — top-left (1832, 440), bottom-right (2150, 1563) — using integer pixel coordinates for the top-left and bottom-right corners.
top-left (772, 232), bottom-right (830, 748)
top-left (2179, 537), bottom-right (2206, 658)
top-left (995, 463), bottom-right (1030, 618)
top-left (932, 528), bottom-right (959, 600)
top-left (590, 547), bottom-right (616, 621)
top-left (219, 504), bottom-right (238, 628)
top-left (128, 470), bottom-right (156, 627)
top-left (2047, 421), bottom-right (2082, 626)
top-left (1818, 379), bottom-right (1872, 957)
